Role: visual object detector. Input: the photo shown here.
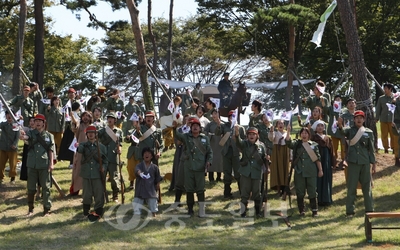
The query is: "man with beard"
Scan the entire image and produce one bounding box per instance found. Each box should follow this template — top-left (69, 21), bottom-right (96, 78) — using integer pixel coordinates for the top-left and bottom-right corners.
top-left (69, 111), bottom-right (93, 196)
top-left (20, 114), bottom-right (55, 216)
top-left (134, 111), bottom-right (163, 165)
top-left (98, 112), bottom-right (123, 203)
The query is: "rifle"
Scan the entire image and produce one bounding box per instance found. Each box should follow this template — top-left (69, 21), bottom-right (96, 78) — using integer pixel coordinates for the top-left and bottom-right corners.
top-left (51, 174), bottom-right (65, 198)
top-left (155, 140), bottom-right (162, 204)
top-left (281, 145), bottom-right (303, 201)
top-left (116, 134), bottom-right (125, 204)
top-left (96, 136), bottom-right (109, 203)
top-left (0, 93), bottom-right (21, 125)
top-left (19, 66), bottom-right (32, 84)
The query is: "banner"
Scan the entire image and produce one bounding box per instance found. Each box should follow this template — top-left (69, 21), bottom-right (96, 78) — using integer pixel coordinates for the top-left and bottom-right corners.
top-left (310, 0), bottom-right (337, 47)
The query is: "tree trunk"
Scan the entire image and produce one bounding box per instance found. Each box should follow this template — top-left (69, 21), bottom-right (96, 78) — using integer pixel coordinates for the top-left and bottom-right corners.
top-left (12, 0), bottom-right (27, 95)
top-left (33, 0), bottom-right (44, 89)
top-left (148, 0), bottom-right (157, 101)
top-left (166, 0), bottom-right (173, 81)
top-left (337, 0), bottom-right (377, 147)
top-left (285, 0), bottom-right (295, 112)
top-left (126, 0), bottom-right (155, 112)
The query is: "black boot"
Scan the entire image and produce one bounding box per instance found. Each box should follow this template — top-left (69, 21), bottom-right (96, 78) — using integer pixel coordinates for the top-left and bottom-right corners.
top-left (27, 193), bottom-right (35, 215)
top-left (297, 197), bottom-right (305, 216)
top-left (95, 207), bottom-right (104, 217)
top-left (83, 204), bottom-right (90, 217)
top-left (216, 173), bottom-right (222, 182)
top-left (224, 184), bottom-right (232, 199)
top-left (187, 192), bottom-right (194, 217)
top-left (197, 192), bottom-right (206, 217)
top-left (208, 172), bottom-right (215, 182)
top-left (254, 200), bottom-right (261, 217)
top-left (310, 198), bottom-right (318, 217)
top-left (241, 202), bottom-right (248, 218)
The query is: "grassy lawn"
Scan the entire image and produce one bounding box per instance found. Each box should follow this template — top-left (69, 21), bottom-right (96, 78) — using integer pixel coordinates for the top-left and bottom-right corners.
top-left (1, 134), bottom-right (400, 249)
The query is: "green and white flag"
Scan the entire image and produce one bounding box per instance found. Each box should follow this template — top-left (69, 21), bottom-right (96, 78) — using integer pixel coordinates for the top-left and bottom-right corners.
top-left (311, 0), bottom-right (337, 47)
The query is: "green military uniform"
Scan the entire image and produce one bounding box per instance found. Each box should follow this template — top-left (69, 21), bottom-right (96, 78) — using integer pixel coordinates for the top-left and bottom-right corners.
top-left (215, 122), bottom-right (246, 198)
top-left (303, 95), bottom-right (330, 122)
top-left (184, 106), bottom-right (196, 116)
top-left (93, 118), bottom-right (107, 130)
top-left (26, 129), bottom-right (55, 214)
top-left (134, 124), bottom-right (163, 164)
top-left (124, 102), bottom-right (141, 134)
top-left (9, 95), bottom-right (34, 126)
top-left (46, 106), bottom-right (65, 133)
top-left (98, 126), bottom-right (123, 200)
top-left (286, 138), bottom-right (321, 215)
top-left (174, 127), bottom-right (213, 216)
top-left (29, 90), bottom-right (43, 115)
top-left (104, 97), bottom-right (125, 126)
top-left (339, 125), bottom-right (375, 215)
top-left (340, 108), bottom-right (355, 127)
top-left (376, 93), bottom-right (398, 156)
top-left (39, 99), bottom-right (51, 117)
top-left (236, 135), bottom-right (267, 216)
top-left (0, 121), bottom-right (20, 180)
top-left (77, 140), bottom-right (108, 216)
top-left (249, 112), bottom-right (263, 127)
top-left (257, 123), bottom-right (273, 152)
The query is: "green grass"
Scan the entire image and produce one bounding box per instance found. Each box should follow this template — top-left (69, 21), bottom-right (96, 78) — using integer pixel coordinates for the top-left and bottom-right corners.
top-left (1, 139), bottom-right (400, 250)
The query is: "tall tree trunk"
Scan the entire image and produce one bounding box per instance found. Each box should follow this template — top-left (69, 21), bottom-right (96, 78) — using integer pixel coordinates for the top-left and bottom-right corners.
top-left (33, 0), bottom-right (44, 89)
top-left (285, 0), bottom-right (295, 112)
top-left (148, 0), bottom-right (157, 101)
top-left (337, 0), bottom-right (377, 145)
top-left (12, 0), bottom-right (27, 95)
top-left (126, 0), bottom-right (154, 111)
top-left (166, 0), bottom-right (173, 80)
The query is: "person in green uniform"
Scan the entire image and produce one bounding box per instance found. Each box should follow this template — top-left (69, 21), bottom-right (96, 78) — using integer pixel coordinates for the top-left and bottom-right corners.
top-left (98, 112), bottom-right (123, 203)
top-left (46, 96), bottom-right (65, 157)
top-left (235, 127), bottom-right (268, 217)
top-left (339, 98), bottom-right (356, 172)
top-left (76, 125), bottom-right (108, 222)
top-left (104, 88), bottom-right (125, 128)
top-left (215, 110), bottom-right (246, 198)
top-left (338, 110), bottom-right (376, 217)
top-left (248, 100), bottom-right (263, 127)
top-left (39, 86), bottom-right (55, 116)
top-left (9, 85), bottom-right (34, 127)
top-left (92, 107), bottom-right (107, 130)
top-left (376, 83), bottom-right (398, 163)
top-left (124, 96), bottom-right (141, 135)
top-left (0, 111), bottom-right (20, 184)
top-left (21, 114), bottom-right (55, 216)
top-left (286, 126), bottom-right (323, 217)
top-left (173, 117), bottom-right (213, 217)
top-left (134, 111), bottom-right (163, 165)
top-left (302, 80), bottom-right (330, 122)
top-left (28, 82), bottom-right (44, 115)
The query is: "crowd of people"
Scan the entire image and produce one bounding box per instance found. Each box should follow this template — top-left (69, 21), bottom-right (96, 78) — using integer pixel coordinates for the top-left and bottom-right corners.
top-left (0, 77), bottom-right (391, 222)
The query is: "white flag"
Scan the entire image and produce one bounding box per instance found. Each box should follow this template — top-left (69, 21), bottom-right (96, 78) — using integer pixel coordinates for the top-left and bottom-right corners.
top-left (130, 113), bottom-right (139, 121)
top-left (210, 98), bottom-right (220, 109)
top-left (331, 116), bottom-right (338, 133)
top-left (69, 137), bottom-right (78, 153)
top-left (333, 101), bottom-right (342, 113)
top-left (131, 133), bottom-right (139, 143)
top-left (386, 103), bottom-right (396, 113)
top-left (116, 111), bottom-right (122, 119)
top-left (41, 99), bottom-right (51, 105)
top-left (182, 124), bottom-right (190, 134)
top-left (305, 109), bottom-right (312, 124)
top-left (119, 91), bottom-right (126, 102)
top-left (164, 83), bottom-right (170, 89)
top-left (264, 109), bottom-right (274, 121)
top-left (311, 0), bottom-right (337, 47)
top-left (281, 110), bottom-right (292, 121)
top-left (167, 101), bottom-right (175, 113)
top-left (231, 109), bottom-right (238, 128)
top-left (292, 105), bottom-right (299, 115)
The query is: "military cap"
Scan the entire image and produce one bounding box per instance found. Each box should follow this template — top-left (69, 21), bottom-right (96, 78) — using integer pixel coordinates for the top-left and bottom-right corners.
top-left (145, 110), bottom-right (155, 117)
top-left (34, 114), bottom-right (46, 121)
top-left (85, 125), bottom-right (97, 133)
top-left (354, 110), bottom-right (365, 118)
top-left (106, 112), bottom-right (117, 119)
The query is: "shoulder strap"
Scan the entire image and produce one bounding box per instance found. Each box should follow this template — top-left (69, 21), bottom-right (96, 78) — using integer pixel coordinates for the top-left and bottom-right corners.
top-left (349, 126), bottom-right (366, 146)
top-left (35, 132), bottom-right (51, 151)
top-left (192, 137), bottom-right (207, 155)
top-left (219, 131), bottom-right (231, 146)
top-left (139, 125), bottom-right (157, 142)
top-left (302, 142), bottom-right (319, 162)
